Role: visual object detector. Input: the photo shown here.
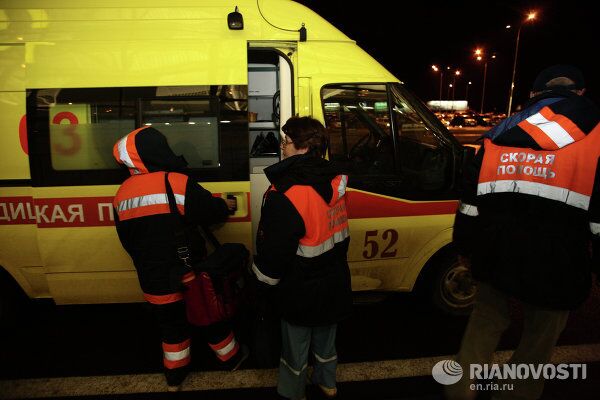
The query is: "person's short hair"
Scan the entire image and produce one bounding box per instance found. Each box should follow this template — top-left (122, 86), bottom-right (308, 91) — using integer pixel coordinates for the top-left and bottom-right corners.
top-left (532, 64), bottom-right (585, 92)
top-left (282, 116), bottom-right (329, 157)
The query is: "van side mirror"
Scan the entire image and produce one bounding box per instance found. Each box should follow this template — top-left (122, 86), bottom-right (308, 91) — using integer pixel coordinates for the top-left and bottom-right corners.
top-left (462, 145), bottom-right (476, 164)
top-left (460, 145), bottom-right (476, 177)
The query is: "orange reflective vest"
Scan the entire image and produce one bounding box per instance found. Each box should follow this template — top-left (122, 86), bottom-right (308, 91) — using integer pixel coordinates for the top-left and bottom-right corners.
top-left (478, 127), bottom-right (600, 210)
top-left (281, 175), bottom-right (350, 258)
top-left (113, 171), bottom-right (187, 221)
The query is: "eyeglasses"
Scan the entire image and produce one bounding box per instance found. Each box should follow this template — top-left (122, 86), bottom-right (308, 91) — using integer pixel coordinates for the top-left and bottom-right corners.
top-left (281, 135), bottom-right (293, 147)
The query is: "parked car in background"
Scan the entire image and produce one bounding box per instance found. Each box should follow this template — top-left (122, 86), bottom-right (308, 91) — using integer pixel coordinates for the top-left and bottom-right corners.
top-left (434, 112), bottom-right (452, 126)
top-left (450, 112), bottom-right (478, 127)
top-left (480, 112), bottom-right (505, 127)
top-left (447, 111), bottom-right (506, 128)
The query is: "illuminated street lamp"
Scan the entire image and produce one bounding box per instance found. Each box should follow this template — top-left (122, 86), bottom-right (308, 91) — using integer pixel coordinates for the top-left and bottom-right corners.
top-left (475, 49), bottom-right (496, 114)
top-left (507, 11), bottom-right (537, 116)
top-left (431, 64), bottom-right (443, 102)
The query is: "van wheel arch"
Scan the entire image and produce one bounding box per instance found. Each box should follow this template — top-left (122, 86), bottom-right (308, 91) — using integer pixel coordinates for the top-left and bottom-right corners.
top-left (415, 245), bottom-right (477, 316)
top-left (0, 266), bottom-right (29, 326)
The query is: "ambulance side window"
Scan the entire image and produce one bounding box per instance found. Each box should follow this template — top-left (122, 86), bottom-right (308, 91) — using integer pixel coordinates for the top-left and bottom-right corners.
top-left (27, 85), bottom-right (248, 186)
top-left (322, 84), bottom-right (394, 176)
top-left (391, 84), bottom-right (453, 193)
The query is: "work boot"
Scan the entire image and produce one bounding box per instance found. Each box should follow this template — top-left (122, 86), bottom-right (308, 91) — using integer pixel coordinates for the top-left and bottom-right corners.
top-left (221, 343), bottom-right (249, 371)
top-left (167, 384), bottom-right (181, 392)
top-left (165, 365), bottom-right (189, 392)
top-left (317, 384), bottom-right (337, 398)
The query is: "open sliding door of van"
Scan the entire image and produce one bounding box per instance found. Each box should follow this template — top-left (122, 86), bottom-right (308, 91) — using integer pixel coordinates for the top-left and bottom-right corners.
top-left (247, 42), bottom-right (295, 252)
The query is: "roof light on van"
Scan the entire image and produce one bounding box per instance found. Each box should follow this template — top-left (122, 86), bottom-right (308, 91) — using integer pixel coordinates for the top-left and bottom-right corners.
top-left (228, 6), bottom-right (243, 30)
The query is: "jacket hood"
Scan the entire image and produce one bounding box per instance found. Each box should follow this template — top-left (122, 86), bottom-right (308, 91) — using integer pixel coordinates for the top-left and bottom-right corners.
top-left (113, 127), bottom-right (187, 175)
top-left (492, 91), bottom-right (600, 151)
top-left (265, 154), bottom-right (348, 205)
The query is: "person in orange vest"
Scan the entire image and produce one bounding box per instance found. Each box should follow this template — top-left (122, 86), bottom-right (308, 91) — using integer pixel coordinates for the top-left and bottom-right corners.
top-left (447, 65), bottom-right (600, 399)
top-left (112, 126), bottom-right (247, 391)
top-left (252, 116), bottom-right (352, 400)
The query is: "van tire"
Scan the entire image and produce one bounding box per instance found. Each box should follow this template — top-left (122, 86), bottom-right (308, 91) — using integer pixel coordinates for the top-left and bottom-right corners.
top-left (0, 271), bottom-right (28, 327)
top-left (429, 252), bottom-right (477, 315)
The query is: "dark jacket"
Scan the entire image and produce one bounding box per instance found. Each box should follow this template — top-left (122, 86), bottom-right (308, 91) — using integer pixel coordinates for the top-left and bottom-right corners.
top-left (113, 127), bottom-right (229, 297)
top-left (253, 154), bottom-right (352, 326)
top-left (454, 91), bottom-right (600, 310)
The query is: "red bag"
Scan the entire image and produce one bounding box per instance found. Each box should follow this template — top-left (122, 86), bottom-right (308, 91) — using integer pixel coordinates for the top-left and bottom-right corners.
top-left (182, 243), bottom-right (248, 326)
top-left (182, 272), bottom-right (234, 326)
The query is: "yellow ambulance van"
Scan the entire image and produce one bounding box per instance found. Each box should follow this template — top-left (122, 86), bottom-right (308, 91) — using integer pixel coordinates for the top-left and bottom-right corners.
top-left (0, 0), bottom-right (475, 321)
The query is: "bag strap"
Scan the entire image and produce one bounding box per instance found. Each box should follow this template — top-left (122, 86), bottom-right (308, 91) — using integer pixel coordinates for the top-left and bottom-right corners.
top-left (164, 172), bottom-right (222, 253)
top-left (164, 172), bottom-right (193, 269)
top-left (202, 222), bottom-right (221, 249)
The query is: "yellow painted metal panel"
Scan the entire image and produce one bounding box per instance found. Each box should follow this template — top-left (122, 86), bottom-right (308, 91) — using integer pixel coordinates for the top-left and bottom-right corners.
top-left (0, 44), bottom-right (24, 91)
top-left (299, 42), bottom-right (398, 83)
top-left (26, 40), bottom-right (247, 88)
top-left (346, 214), bottom-right (455, 291)
top-left (0, 224), bottom-right (41, 268)
top-left (18, 266), bottom-right (50, 298)
top-left (46, 271), bottom-right (143, 304)
top-left (0, 92), bottom-right (29, 179)
top-left (0, 1), bottom-right (350, 43)
top-left (297, 77), bottom-right (311, 116)
top-left (36, 227), bottom-right (131, 274)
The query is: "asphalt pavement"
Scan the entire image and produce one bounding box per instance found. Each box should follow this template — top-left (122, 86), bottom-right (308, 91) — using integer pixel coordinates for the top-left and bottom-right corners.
top-left (2, 285), bottom-right (600, 399)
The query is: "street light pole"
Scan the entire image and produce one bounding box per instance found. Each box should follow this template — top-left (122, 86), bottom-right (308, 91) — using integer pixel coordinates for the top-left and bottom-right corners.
top-left (466, 81), bottom-right (472, 106)
top-left (475, 49), bottom-right (496, 114)
top-left (439, 71), bottom-right (443, 102)
top-left (432, 65), bottom-right (443, 104)
top-left (507, 11), bottom-right (537, 116)
top-left (481, 61), bottom-right (488, 114)
top-left (506, 25), bottom-right (522, 116)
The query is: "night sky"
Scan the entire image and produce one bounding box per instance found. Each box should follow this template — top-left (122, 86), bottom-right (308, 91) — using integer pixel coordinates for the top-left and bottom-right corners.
top-left (296, 0), bottom-right (598, 114)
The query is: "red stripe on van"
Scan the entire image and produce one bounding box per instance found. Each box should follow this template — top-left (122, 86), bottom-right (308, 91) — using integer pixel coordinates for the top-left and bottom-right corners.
top-left (0, 196), bottom-right (36, 224)
top-left (1, 194), bottom-right (251, 226)
top-left (346, 191), bottom-right (458, 219)
top-left (34, 196), bottom-right (117, 228)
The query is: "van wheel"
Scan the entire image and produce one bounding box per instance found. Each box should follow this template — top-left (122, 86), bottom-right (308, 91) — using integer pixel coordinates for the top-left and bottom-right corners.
top-left (430, 253), bottom-right (477, 315)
